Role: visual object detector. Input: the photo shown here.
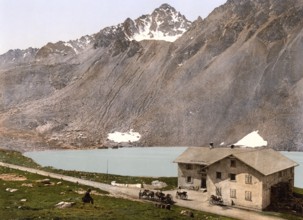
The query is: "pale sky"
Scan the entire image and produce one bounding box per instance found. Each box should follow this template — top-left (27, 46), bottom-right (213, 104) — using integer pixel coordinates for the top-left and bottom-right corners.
top-left (0, 0), bottom-right (226, 55)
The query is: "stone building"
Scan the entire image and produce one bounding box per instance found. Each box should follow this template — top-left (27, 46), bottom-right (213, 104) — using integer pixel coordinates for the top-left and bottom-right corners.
top-left (174, 147), bottom-right (298, 210)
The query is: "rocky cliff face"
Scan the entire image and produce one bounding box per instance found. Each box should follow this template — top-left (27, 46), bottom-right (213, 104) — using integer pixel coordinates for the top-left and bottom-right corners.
top-left (1, 0), bottom-right (303, 151)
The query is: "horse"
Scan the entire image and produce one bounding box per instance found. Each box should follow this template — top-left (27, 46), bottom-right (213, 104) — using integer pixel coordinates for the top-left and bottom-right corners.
top-left (155, 191), bottom-right (166, 202)
top-left (176, 190), bottom-right (188, 200)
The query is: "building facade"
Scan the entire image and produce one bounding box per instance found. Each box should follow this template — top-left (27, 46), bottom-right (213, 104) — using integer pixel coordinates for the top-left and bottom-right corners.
top-left (174, 147), bottom-right (298, 210)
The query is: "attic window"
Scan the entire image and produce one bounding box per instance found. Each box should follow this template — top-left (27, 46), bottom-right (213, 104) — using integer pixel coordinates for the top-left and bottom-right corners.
top-left (230, 173), bottom-right (236, 181)
top-left (245, 174), bottom-right (252, 184)
top-left (230, 159), bottom-right (236, 168)
top-left (186, 164), bottom-right (193, 170)
top-left (216, 172), bottom-right (222, 179)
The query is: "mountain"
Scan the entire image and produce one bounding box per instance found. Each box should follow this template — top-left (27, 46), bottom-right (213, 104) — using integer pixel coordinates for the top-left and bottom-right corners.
top-left (0, 47), bottom-right (38, 67)
top-left (94, 3), bottom-right (192, 44)
top-left (92, 4), bottom-right (191, 57)
top-left (1, 0), bottom-right (303, 151)
top-left (0, 4), bottom-right (190, 67)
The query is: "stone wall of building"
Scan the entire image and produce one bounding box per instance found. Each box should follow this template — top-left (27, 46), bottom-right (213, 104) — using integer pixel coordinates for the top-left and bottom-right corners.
top-left (177, 163), bottom-right (205, 190)
top-left (207, 156), bottom-right (264, 210)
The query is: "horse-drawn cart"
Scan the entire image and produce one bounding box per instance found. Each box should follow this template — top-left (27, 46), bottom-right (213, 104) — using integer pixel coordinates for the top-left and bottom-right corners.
top-left (209, 195), bottom-right (223, 205)
top-left (139, 190), bottom-right (174, 205)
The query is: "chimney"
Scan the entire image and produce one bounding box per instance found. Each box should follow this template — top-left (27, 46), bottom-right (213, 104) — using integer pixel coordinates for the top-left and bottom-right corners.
top-left (209, 142), bottom-right (214, 149)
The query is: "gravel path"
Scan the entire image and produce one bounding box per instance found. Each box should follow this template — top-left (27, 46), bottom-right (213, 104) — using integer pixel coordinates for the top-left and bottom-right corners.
top-left (0, 162), bottom-right (285, 220)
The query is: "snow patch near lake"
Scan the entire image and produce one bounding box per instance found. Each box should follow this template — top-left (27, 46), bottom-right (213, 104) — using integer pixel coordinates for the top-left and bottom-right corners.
top-left (107, 129), bottom-right (141, 143)
top-left (234, 130), bottom-right (268, 148)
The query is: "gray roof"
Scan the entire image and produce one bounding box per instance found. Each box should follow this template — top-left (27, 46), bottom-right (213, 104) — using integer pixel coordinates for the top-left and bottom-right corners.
top-left (174, 147), bottom-right (298, 176)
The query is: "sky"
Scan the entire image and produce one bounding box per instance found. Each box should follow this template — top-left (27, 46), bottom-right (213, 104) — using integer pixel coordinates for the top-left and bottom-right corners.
top-left (0, 0), bottom-right (226, 55)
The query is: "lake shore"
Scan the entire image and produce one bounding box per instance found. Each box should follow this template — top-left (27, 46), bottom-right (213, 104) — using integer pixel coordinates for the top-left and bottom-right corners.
top-left (22, 147), bottom-right (303, 188)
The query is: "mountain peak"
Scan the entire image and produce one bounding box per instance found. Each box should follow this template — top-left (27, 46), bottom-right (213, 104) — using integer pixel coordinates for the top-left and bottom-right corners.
top-left (159, 3), bottom-right (174, 9)
top-left (93, 4), bottom-right (192, 50)
top-left (130, 4), bottom-right (191, 42)
top-left (155, 3), bottom-right (177, 13)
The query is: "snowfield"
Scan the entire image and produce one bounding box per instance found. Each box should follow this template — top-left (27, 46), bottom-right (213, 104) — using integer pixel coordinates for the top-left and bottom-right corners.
top-left (107, 129), bottom-right (141, 143)
top-left (234, 130), bottom-right (268, 148)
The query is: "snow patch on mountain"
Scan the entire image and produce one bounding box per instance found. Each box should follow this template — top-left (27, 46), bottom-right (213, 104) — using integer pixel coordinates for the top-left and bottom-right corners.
top-left (107, 129), bottom-right (141, 143)
top-left (234, 131), bottom-right (268, 148)
top-left (132, 30), bottom-right (183, 42)
top-left (63, 35), bottom-right (93, 54)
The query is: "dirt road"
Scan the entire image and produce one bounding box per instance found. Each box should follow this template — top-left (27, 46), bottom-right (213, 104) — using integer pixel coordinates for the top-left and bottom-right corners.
top-left (0, 162), bottom-right (285, 220)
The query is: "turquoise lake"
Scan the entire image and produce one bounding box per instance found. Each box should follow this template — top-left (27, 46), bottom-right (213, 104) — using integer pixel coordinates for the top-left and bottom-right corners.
top-left (24, 147), bottom-right (303, 188)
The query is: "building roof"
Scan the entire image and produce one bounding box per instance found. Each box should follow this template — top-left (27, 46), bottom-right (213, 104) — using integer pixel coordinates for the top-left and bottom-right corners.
top-left (174, 147), bottom-right (299, 176)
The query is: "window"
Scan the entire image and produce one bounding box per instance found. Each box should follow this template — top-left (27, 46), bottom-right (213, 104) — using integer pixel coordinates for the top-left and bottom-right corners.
top-left (186, 176), bottom-right (192, 183)
top-left (186, 164), bottom-right (193, 170)
top-left (245, 191), bottom-right (252, 201)
top-left (245, 174), bottom-right (252, 184)
top-left (230, 173), bottom-right (236, 181)
top-left (230, 189), bottom-right (236, 198)
top-left (216, 187), bottom-right (222, 196)
top-left (216, 172), bottom-right (222, 179)
top-left (278, 171), bottom-right (282, 177)
top-left (230, 159), bottom-right (236, 167)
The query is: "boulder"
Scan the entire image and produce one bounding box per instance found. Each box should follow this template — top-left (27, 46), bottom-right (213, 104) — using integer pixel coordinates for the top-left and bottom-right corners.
top-left (55, 201), bottom-right (75, 209)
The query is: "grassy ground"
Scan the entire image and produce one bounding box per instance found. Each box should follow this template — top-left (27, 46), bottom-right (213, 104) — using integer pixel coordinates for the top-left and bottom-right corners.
top-left (0, 149), bottom-right (41, 168)
top-left (0, 166), bottom-right (235, 219)
top-left (294, 187), bottom-right (303, 195)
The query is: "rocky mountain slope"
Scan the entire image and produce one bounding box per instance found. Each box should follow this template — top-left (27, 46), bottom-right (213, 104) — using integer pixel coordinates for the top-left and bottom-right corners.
top-left (1, 0), bottom-right (303, 151)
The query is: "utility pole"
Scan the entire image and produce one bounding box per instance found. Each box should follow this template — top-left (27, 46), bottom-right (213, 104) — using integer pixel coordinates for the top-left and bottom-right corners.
top-left (106, 159), bottom-right (109, 180)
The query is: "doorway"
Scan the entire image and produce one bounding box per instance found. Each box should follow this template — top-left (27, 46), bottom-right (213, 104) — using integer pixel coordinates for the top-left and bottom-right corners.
top-left (201, 177), bottom-right (207, 188)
